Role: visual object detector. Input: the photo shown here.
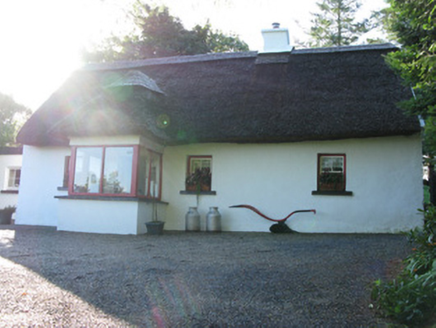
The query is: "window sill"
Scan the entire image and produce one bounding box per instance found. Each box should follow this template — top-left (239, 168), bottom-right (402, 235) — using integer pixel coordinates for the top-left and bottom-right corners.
top-left (311, 190), bottom-right (353, 196)
top-left (55, 195), bottom-right (169, 204)
top-left (1, 190), bottom-right (18, 194)
top-left (179, 190), bottom-right (217, 195)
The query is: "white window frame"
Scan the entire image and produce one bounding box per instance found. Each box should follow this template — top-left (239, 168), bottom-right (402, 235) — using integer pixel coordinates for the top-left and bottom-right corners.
top-left (6, 167), bottom-right (21, 190)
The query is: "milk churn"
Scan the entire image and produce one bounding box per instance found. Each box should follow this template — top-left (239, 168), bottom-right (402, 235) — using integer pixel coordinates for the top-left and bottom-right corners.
top-left (206, 207), bottom-right (221, 232)
top-left (185, 207), bottom-right (200, 231)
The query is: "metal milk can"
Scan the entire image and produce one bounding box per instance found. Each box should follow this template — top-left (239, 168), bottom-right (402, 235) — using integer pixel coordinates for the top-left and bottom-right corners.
top-left (185, 207), bottom-right (200, 231)
top-left (206, 207), bottom-right (221, 232)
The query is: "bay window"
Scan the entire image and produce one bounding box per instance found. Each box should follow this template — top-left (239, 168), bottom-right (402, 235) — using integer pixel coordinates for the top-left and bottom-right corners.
top-left (70, 145), bottom-right (162, 199)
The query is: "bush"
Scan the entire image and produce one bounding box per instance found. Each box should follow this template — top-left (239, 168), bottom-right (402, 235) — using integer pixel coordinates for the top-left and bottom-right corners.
top-left (372, 206), bottom-right (436, 326)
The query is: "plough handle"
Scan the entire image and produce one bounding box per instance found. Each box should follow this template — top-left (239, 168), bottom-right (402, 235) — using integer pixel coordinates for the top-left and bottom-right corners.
top-left (229, 204), bottom-right (316, 222)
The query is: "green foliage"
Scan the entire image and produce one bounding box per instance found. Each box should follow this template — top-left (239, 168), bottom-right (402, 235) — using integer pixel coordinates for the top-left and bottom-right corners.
top-left (384, 0), bottom-right (436, 156)
top-left (372, 268), bottom-right (436, 325)
top-left (185, 167), bottom-right (211, 192)
top-left (0, 92), bottom-right (31, 147)
top-left (309, 0), bottom-right (369, 47)
top-left (372, 206), bottom-right (436, 326)
top-left (1, 205), bottom-right (16, 214)
top-left (83, 2), bottom-right (249, 63)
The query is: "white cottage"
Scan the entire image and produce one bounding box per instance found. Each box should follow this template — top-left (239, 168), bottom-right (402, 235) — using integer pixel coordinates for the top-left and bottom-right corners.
top-left (15, 28), bottom-right (423, 234)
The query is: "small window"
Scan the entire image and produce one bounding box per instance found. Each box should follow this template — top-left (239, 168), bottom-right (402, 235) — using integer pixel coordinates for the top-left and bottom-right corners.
top-left (317, 154), bottom-right (346, 192)
top-left (185, 156), bottom-right (212, 192)
top-left (63, 156), bottom-right (71, 188)
top-left (7, 168), bottom-right (21, 189)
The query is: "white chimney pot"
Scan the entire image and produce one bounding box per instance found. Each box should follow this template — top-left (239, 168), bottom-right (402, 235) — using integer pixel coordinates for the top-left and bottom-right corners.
top-left (261, 23), bottom-right (293, 53)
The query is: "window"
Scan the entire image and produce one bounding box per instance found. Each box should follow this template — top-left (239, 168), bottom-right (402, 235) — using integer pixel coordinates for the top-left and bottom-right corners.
top-left (72, 147), bottom-right (104, 194)
top-left (69, 145), bottom-right (162, 199)
top-left (137, 148), bottom-right (162, 199)
top-left (7, 168), bottom-right (21, 189)
top-left (317, 154), bottom-right (346, 192)
top-left (185, 156), bottom-right (212, 192)
top-left (62, 156), bottom-right (71, 188)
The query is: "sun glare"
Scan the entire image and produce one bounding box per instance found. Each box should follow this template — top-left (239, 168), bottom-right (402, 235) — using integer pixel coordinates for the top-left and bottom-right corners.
top-left (0, 0), bottom-right (132, 110)
top-left (0, 0), bottom-right (388, 111)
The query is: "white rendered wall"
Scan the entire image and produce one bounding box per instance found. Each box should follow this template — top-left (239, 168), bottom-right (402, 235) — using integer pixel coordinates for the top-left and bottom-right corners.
top-left (161, 135), bottom-right (423, 233)
top-left (137, 202), bottom-right (167, 234)
top-left (15, 135), bottom-right (423, 234)
top-left (58, 199), bottom-right (166, 235)
top-left (57, 199), bottom-right (167, 234)
top-left (0, 154), bottom-right (22, 209)
top-left (57, 199), bottom-right (138, 234)
top-left (15, 146), bottom-right (70, 227)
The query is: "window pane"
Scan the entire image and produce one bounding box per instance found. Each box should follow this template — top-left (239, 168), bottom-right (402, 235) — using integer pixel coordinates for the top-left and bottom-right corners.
top-left (103, 147), bottom-right (134, 194)
top-left (7, 169), bottom-right (21, 188)
top-left (318, 155), bottom-right (345, 191)
top-left (14, 169), bottom-right (21, 186)
top-left (189, 158), bottom-right (211, 174)
top-left (320, 156), bottom-right (343, 173)
top-left (137, 148), bottom-right (149, 196)
top-left (63, 156), bottom-right (70, 188)
top-left (74, 147), bottom-right (103, 193)
top-left (186, 156), bottom-right (212, 192)
top-left (149, 152), bottom-right (161, 198)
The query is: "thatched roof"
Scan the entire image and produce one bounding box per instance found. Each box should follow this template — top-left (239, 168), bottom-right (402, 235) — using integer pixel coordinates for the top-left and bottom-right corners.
top-left (0, 146), bottom-right (23, 155)
top-left (17, 43), bottom-right (420, 147)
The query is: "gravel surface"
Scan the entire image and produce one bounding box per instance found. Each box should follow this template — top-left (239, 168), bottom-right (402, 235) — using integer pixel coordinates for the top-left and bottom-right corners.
top-left (0, 225), bottom-right (410, 327)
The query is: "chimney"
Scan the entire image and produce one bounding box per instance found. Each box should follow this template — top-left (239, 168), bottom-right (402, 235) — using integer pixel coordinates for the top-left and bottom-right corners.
top-left (260, 23), bottom-right (293, 53)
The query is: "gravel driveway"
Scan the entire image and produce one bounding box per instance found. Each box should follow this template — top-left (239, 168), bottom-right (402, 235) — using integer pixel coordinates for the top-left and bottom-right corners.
top-left (0, 225), bottom-right (409, 327)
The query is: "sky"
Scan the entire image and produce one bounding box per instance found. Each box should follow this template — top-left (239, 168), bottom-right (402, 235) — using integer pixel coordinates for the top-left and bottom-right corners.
top-left (0, 0), bottom-right (388, 110)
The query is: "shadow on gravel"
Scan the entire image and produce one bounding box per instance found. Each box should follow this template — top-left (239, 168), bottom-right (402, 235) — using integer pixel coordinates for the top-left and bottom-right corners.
top-left (0, 225), bottom-right (410, 327)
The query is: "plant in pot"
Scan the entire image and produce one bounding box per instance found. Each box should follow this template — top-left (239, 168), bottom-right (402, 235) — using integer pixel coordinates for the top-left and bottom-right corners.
top-left (0, 205), bottom-right (16, 224)
top-left (185, 167), bottom-right (211, 193)
top-left (319, 171), bottom-right (344, 191)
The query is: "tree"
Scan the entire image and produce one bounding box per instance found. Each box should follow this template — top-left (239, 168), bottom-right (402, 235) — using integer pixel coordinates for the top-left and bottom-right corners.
top-left (309, 0), bottom-right (369, 47)
top-left (0, 93), bottom-right (31, 147)
top-left (383, 0), bottom-right (436, 202)
top-left (384, 0), bottom-right (436, 145)
top-left (83, 2), bottom-right (249, 63)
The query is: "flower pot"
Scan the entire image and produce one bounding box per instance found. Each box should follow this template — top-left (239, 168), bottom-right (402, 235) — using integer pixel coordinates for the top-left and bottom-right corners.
top-left (186, 184), bottom-right (211, 192)
top-left (319, 182), bottom-right (344, 191)
top-left (145, 221), bottom-right (165, 235)
top-left (0, 210), bottom-right (13, 225)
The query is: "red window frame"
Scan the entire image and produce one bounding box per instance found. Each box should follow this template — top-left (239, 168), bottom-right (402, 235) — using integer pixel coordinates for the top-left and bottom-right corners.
top-left (185, 155), bottom-right (212, 191)
top-left (317, 154), bottom-right (346, 192)
top-left (69, 145), bottom-right (163, 200)
top-left (69, 145), bottom-right (139, 197)
top-left (142, 149), bottom-right (163, 200)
